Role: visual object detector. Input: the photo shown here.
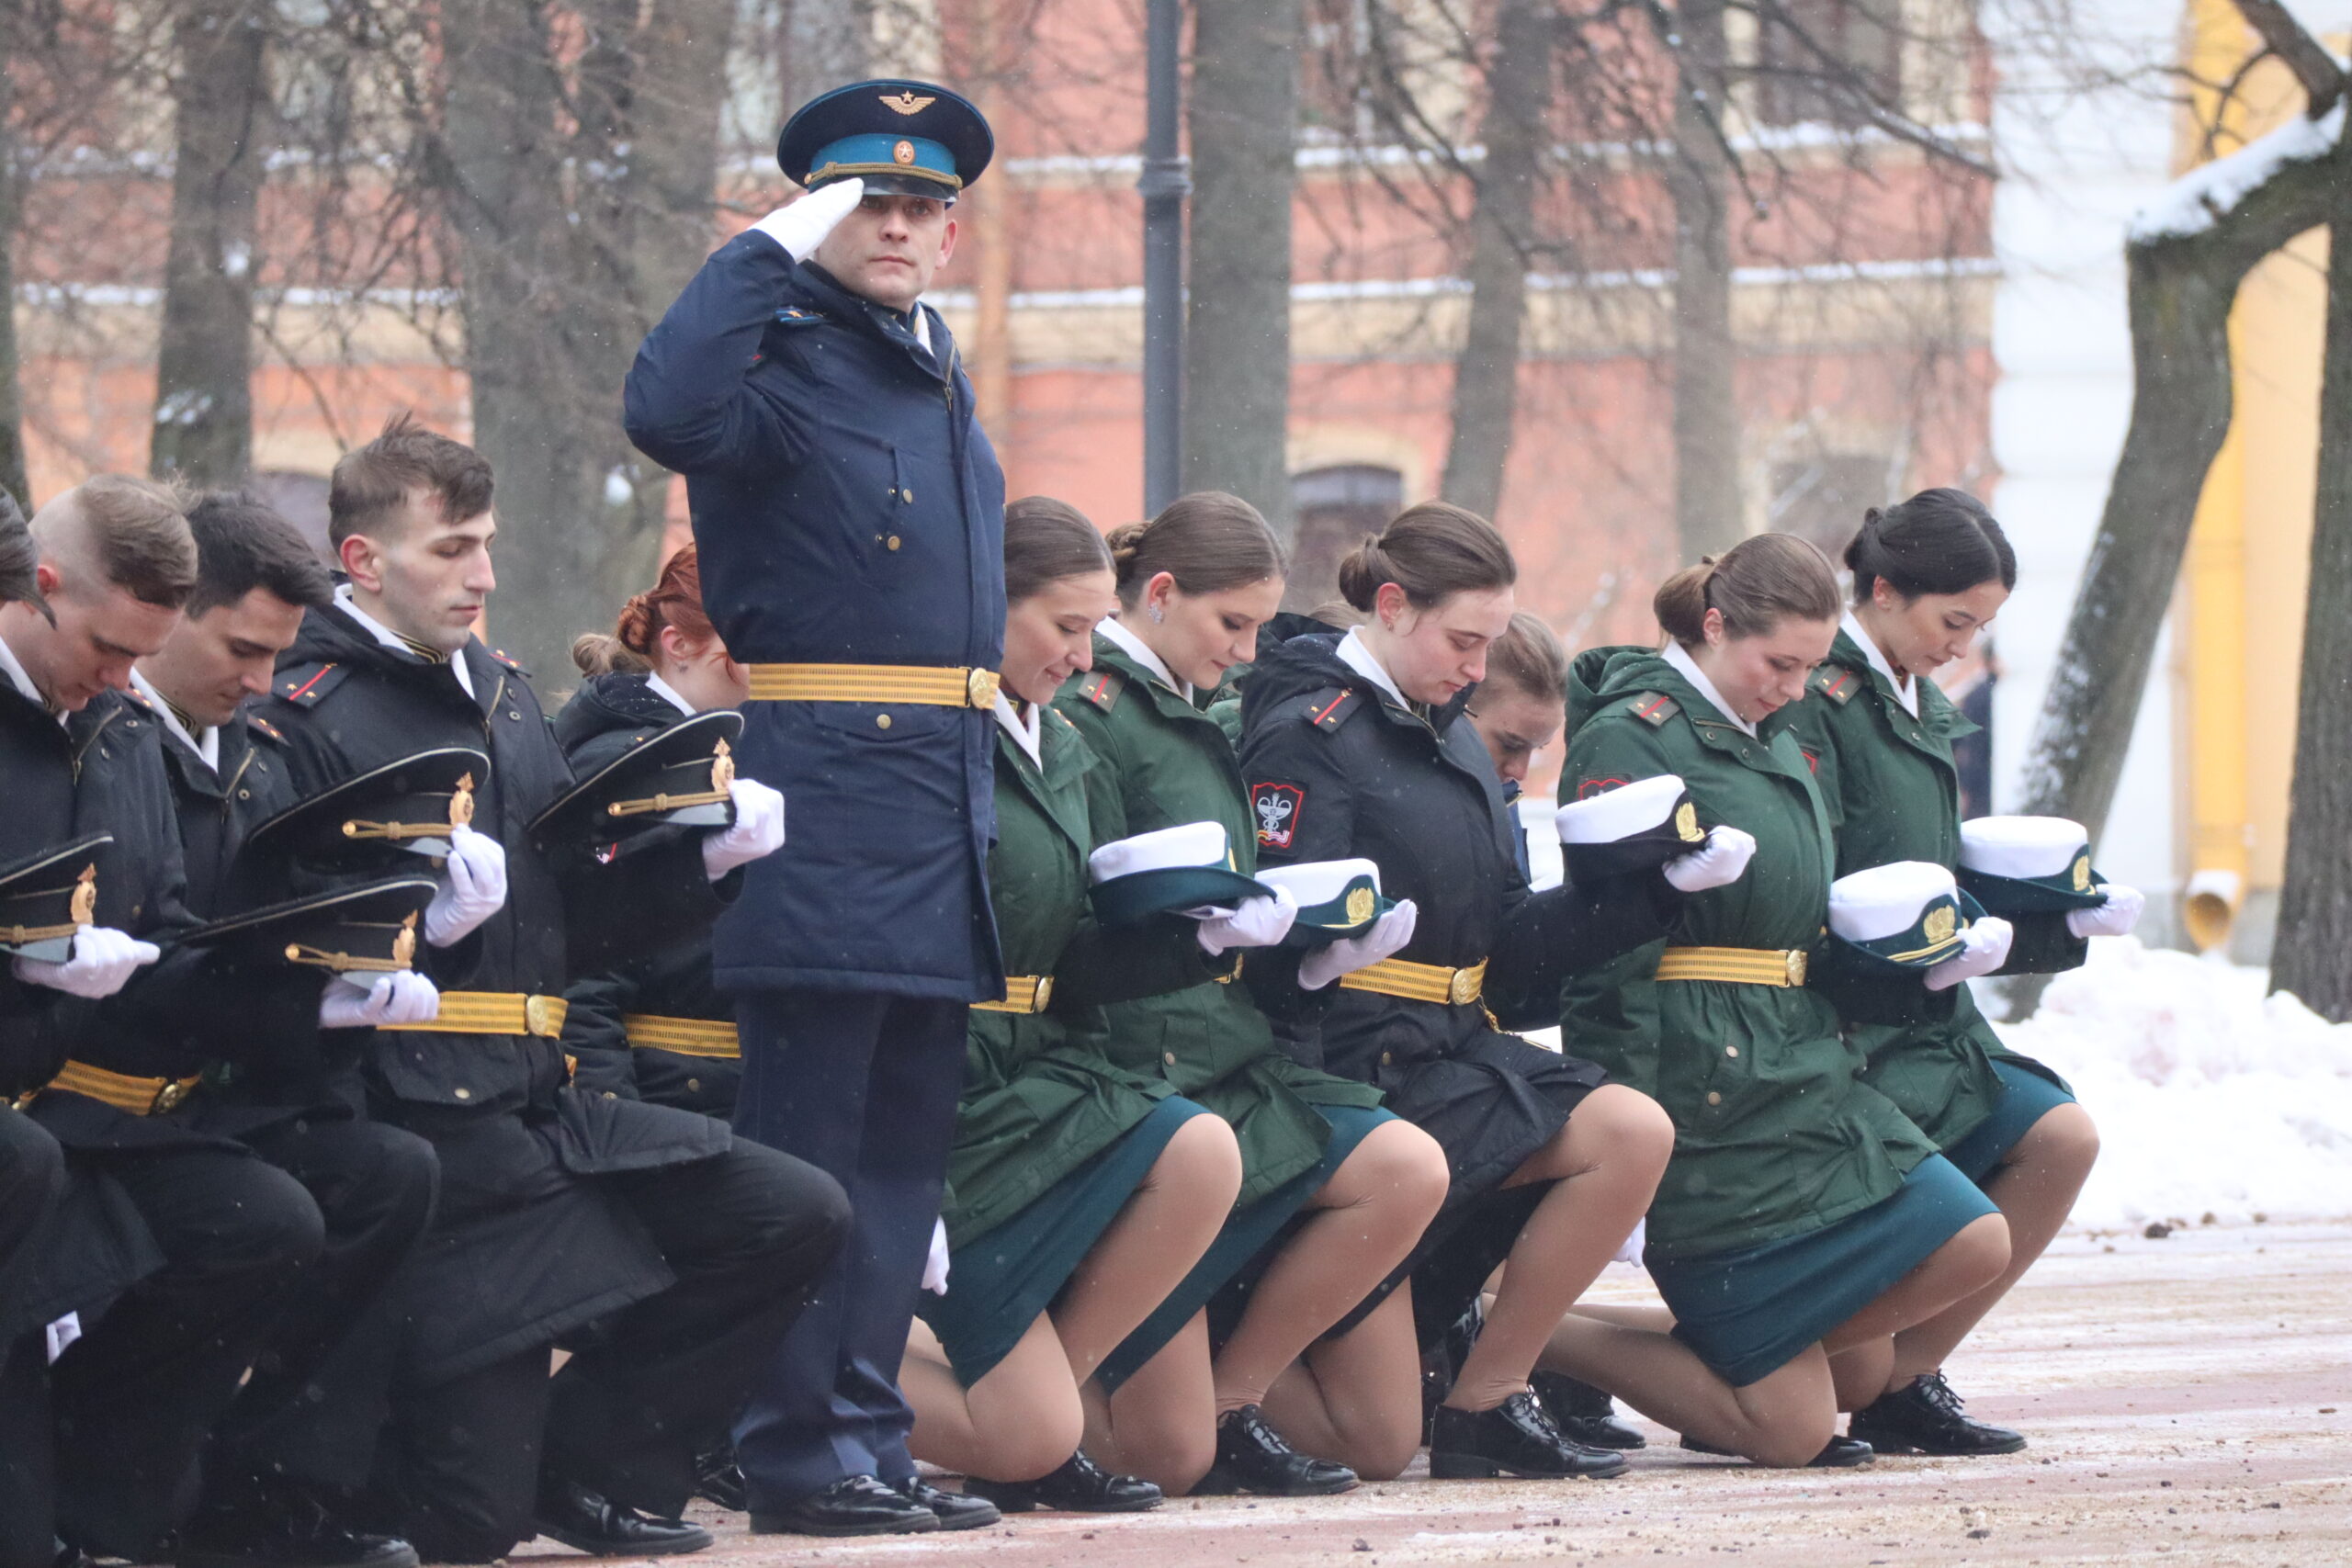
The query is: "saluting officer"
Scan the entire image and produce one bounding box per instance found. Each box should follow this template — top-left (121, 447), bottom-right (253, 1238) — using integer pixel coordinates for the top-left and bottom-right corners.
top-left (624, 81), bottom-right (1008, 1536)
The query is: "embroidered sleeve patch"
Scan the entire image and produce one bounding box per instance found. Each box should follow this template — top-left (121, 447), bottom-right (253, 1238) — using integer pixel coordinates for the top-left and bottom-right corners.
top-left (1575, 776), bottom-right (1630, 801)
top-left (1251, 782), bottom-right (1305, 850)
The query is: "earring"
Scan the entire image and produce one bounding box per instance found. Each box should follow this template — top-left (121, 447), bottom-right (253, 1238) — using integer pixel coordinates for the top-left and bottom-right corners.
top-left (1149, 604), bottom-right (1165, 624)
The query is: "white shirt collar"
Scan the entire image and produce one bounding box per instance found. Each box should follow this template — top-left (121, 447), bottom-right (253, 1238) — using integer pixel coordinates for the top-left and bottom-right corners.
top-left (1097, 615), bottom-right (1192, 703)
top-left (1337, 627), bottom-right (1410, 712)
top-left (645, 671), bottom-right (695, 717)
top-left (1663, 640), bottom-right (1758, 739)
top-left (0, 625), bottom-right (55, 723)
top-left (130, 669), bottom-right (219, 770)
top-left (1842, 611), bottom-right (1918, 716)
top-left (335, 583), bottom-right (473, 698)
top-left (991, 692), bottom-right (1043, 768)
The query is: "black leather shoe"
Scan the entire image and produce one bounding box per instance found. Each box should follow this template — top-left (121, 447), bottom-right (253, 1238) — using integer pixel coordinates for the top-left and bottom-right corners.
top-left (1430, 1392), bottom-right (1631, 1480)
top-left (965, 1450), bottom-right (1162, 1514)
top-left (1531, 1371), bottom-right (1648, 1450)
top-left (177, 1481), bottom-right (420, 1568)
top-left (1851, 1372), bottom-right (2026, 1457)
top-left (1679, 1432), bottom-right (1874, 1468)
top-left (532, 1477), bottom-right (712, 1556)
top-left (693, 1443), bottom-right (746, 1511)
top-left (749, 1474), bottom-right (941, 1536)
top-left (1213, 1405), bottom-right (1357, 1496)
top-left (891, 1477), bottom-right (1000, 1530)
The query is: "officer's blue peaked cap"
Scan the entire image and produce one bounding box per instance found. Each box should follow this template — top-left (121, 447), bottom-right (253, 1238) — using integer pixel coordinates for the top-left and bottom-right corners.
top-left (776, 78), bottom-right (994, 201)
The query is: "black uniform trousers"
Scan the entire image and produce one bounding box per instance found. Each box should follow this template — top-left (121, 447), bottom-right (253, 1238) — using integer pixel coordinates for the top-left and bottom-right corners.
top-left (729, 989), bottom-right (967, 1503)
top-left (0, 1111), bottom-right (66, 1568)
top-left (51, 1148), bottom-right (324, 1558)
top-left (365, 1137), bottom-right (847, 1563)
top-left (205, 1115), bottom-right (440, 1495)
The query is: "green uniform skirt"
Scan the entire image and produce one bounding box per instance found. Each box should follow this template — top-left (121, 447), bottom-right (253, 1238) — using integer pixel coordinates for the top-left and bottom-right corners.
top-left (1944, 1060), bottom-right (2077, 1187)
top-left (1647, 1154), bottom-right (1996, 1387)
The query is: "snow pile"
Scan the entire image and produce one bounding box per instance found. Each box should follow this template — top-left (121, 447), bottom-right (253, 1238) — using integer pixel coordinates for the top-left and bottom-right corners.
top-left (2127, 100), bottom-right (2345, 243)
top-left (1993, 939), bottom-right (2352, 1228)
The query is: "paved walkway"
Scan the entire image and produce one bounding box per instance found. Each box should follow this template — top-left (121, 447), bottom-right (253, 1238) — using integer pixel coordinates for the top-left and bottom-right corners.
top-left (510, 1221), bottom-right (2352, 1567)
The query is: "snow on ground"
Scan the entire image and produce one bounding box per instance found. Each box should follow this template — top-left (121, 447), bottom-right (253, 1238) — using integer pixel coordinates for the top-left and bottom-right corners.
top-left (1992, 938), bottom-right (2352, 1230)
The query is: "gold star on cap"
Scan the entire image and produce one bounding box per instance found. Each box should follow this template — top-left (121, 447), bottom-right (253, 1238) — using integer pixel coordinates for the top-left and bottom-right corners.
top-left (881, 91), bottom-right (935, 116)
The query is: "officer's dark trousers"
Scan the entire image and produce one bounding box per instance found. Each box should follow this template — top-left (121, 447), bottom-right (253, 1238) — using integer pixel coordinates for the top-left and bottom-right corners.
top-left (368, 1138), bottom-right (846, 1562)
top-left (0, 1111), bottom-right (66, 1568)
top-left (205, 1117), bottom-right (440, 1494)
top-left (729, 988), bottom-right (966, 1504)
top-left (51, 1148), bottom-right (324, 1558)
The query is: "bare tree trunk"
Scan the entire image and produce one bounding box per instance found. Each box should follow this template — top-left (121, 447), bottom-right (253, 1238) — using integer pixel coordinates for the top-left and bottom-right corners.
top-left (2270, 144), bottom-right (2352, 1020)
top-left (152, 0), bottom-right (268, 485)
top-left (1184, 0), bottom-right (1300, 542)
top-left (0, 44), bottom-right (28, 510)
top-left (1667, 0), bottom-right (1740, 561)
top-left (785, 0), bottom-right (872, 104)
top-left (1440, 0), bottom-right (1549, 523)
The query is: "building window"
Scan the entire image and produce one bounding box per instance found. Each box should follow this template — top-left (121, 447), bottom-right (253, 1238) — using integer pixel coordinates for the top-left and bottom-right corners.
top-left (1754, 0), bottom-right (1903, 129)
top-left (1290, 464), bottom-right (1405, 612)
top-left (1765, 451), bottom-right (1890, 559)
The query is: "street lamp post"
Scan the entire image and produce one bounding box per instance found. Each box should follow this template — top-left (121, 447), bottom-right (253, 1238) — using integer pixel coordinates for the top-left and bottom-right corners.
top-left (1138, 0), bottom-right (1188, 513)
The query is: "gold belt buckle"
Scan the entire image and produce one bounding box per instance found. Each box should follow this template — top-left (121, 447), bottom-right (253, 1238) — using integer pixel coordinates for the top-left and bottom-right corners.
top-left (1784, 949), bottom-right (1808, 987)
top-left (1030, 974), bottom-right (1054, 1012)
top-left (524, 995), bottom-right (560, 1038)
top-left (966, 669), bottom-right (1001, 709)
top-left (151, 1078), bottom-right (193, 1114)
top-left (1448, 964), bottom-right (1482, 1006)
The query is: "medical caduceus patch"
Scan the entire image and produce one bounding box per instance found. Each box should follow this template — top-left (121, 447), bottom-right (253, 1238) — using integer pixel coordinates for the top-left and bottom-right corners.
top-left (1252, 783), bottom-right (1303, 850)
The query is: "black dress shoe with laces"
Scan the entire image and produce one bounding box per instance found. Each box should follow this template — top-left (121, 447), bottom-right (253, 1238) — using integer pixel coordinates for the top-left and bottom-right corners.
top-left (891, 1477), bottom-right (1001, 1530)
top-left (1531, 1371), bottom-right (1648, 1450)
top-left (176, 1478), bottom-right (420, 1568)
top-left (1430, 1392), bottom-right (1631, 1480)
top-left (749, 1473), bottom-right (940, 1536)
top-left (1679, 1432), bottom-right (1874, 1468)
top-left (1213, 1405), bottom-right (1357, 1496)
top-left (692, 1442), bottom-right (746, 1511)
top-left (965, 1450), bottom-right (1162, 1514)
top-left (1850, 1371), bottom-right (2026, 1456)
top-left (532, 1477), bottom-right (712, 1556)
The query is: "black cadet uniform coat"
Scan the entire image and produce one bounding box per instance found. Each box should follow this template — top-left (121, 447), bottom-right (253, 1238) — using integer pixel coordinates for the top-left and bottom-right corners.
top-left (261, 605), bottom-right (730, 1382)
top-left (624, 234), bottom-right (1005, 1000)
top-left (553, 673), bottom-right (741, 1119)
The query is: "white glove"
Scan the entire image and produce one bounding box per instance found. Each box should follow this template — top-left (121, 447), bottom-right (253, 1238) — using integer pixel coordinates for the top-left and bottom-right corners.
top-left (2068, 883), bottom-right (2145, 940)
top-left (1663, 825), bottom-right (1758, 894)
top-left (922, 1217), bottom-right (951, 1296)
top-left (1611, 1217), bottom-right (1648, 1268)
top-left (1925, 915), bottom-right (2014, 993)
top-left (1194, 886), bottom-right (1298, 956)
top-left (319, 971), bottom-right (441, 1029)
top-left (1296, 900), bottom-right (1419, 992)
top-left (751, 177), bottom-right (866, 262)
top-left (423, 826), bottom-right (507, 948)
top-left (703, 779), bottom-right (786, 881)
top-left (13, 927), bottom-right (161, 999)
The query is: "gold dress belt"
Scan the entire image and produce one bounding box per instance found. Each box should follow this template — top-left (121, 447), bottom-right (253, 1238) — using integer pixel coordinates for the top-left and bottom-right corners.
top-left (621, 1014), bottom-right (741, 1058)
top-left (745, 663), bottom-right (1000, 709)
top-left (972, 975), bottom-right (1053, 1015)
top-left (379, 991), bottom-right (571, 1038)
top-left (1339, 956), bottom-right (1488, 1007)
top-left (40, 1059), bottom-right (203, 1116)
top-left (1655, 946), bottom-right (1809, 987)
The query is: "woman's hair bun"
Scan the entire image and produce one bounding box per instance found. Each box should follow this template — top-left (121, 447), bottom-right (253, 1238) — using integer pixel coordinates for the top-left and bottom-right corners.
top-left (1334, 536), bottom-right (1388, 612)
top-left (616, 592), bottom-right (659, 657)
top-left (1103, 521), bottom-right (1149, 568)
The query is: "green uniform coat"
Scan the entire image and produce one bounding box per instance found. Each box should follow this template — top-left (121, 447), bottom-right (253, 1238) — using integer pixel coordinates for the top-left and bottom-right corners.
top-left (1559, 647), bottom-right (1939, 1260)
top-left (1055, 637), bottom-right (1384, 1206)
top-left (1781, 629), bottom-right (2073, 1151)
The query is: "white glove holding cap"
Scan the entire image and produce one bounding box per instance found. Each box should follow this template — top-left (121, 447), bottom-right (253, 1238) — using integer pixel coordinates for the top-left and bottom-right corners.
top-left (1925, 915), bottom-right (2013, 993)
top-left (423, 826), bottom-right (507, 949)
top-left (751, 177), bottom-right (866, 262)
top-left (1663, 825), bottom-right (1758, 894)
top-left (1296, 900), bottom-right (1419, 993)
top-left (320, 971), bottom-right (441, 1029)
top-left (1195, 886), bottom-right (1298, 956)
top-left (922, 1217), bottom-right (951, 1296)
top-left (703, 779), bottom-right (786, 882)
top-left (13, 927), bottom-right (160, 999)
top-left (2067, 883), bottom-right (2145, 940)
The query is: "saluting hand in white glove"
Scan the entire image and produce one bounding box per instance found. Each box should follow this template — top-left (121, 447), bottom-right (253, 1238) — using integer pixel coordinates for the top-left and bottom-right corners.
top-left (320, 971), bottom-right (441, 1029)
top-left (1663, 826), bottom-right (1758, 894)
top-left (12, 927), bottom-right (160, 999)
top-left (2068, 884), bottom-right (2144, 940)
top-left (703, 779), bottom-right (786, 882)
top-left (922, 1217), bottom-right (951, 1296)
top-left (1296, 900), bottom-right (1419, 993)
top-left (751, 177), bottom-right (867, 263)
top-left (423, 826), bottom-right (507, 948)
top-left (1194, 886), bottom-right (1297, 956)
top-left (1926, 915), bottom-right (2013, 993)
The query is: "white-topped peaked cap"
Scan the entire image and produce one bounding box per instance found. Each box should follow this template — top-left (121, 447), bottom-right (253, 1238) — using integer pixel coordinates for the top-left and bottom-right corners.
top-left (1959, 816), bottom-right (2089, 881)
top-left (1087, 819), bottom-right (1232, 885)
top-left (1555, 773), bottom-right (1688, 844)
top-left (1254, 859), bottom-right (1382, 906)
top-left (1827, 861), bottom-right (1959, 943)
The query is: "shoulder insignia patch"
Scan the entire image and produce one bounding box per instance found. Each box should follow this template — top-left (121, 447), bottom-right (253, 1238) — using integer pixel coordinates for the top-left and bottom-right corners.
top-left (1629, 692), bottom-right (1679, 728)
top-left (271, 661), bottom-right (348, 708)
top-left (1251, 781), bottom-right (1305, 850)
top-left (1810, 667), bottom-right (1858, 705)
top-left (1079, 670), bottom-right (1123, 710)
top-left (1305, 687), bottom-right (1361, 731)
top-left (1575, 775), bottom-right (1630, 801)
top-left (1799, 745), bottom-right (1821, 774)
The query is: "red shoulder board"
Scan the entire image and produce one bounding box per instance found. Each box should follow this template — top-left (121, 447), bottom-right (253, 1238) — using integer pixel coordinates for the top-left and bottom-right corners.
top-left (273, 661), bottom-right (346, 707)
top-left (1810, 667), bottom-right (1858, 705)
top-left (1305, 687), bottom-right (1360, 731)
top-left (1629, 692), bottom-right (1679, 727)
top-left (1079, 670), bottom-right (1123, 710)
top-left (247, 714), bottom-right (286, 744)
